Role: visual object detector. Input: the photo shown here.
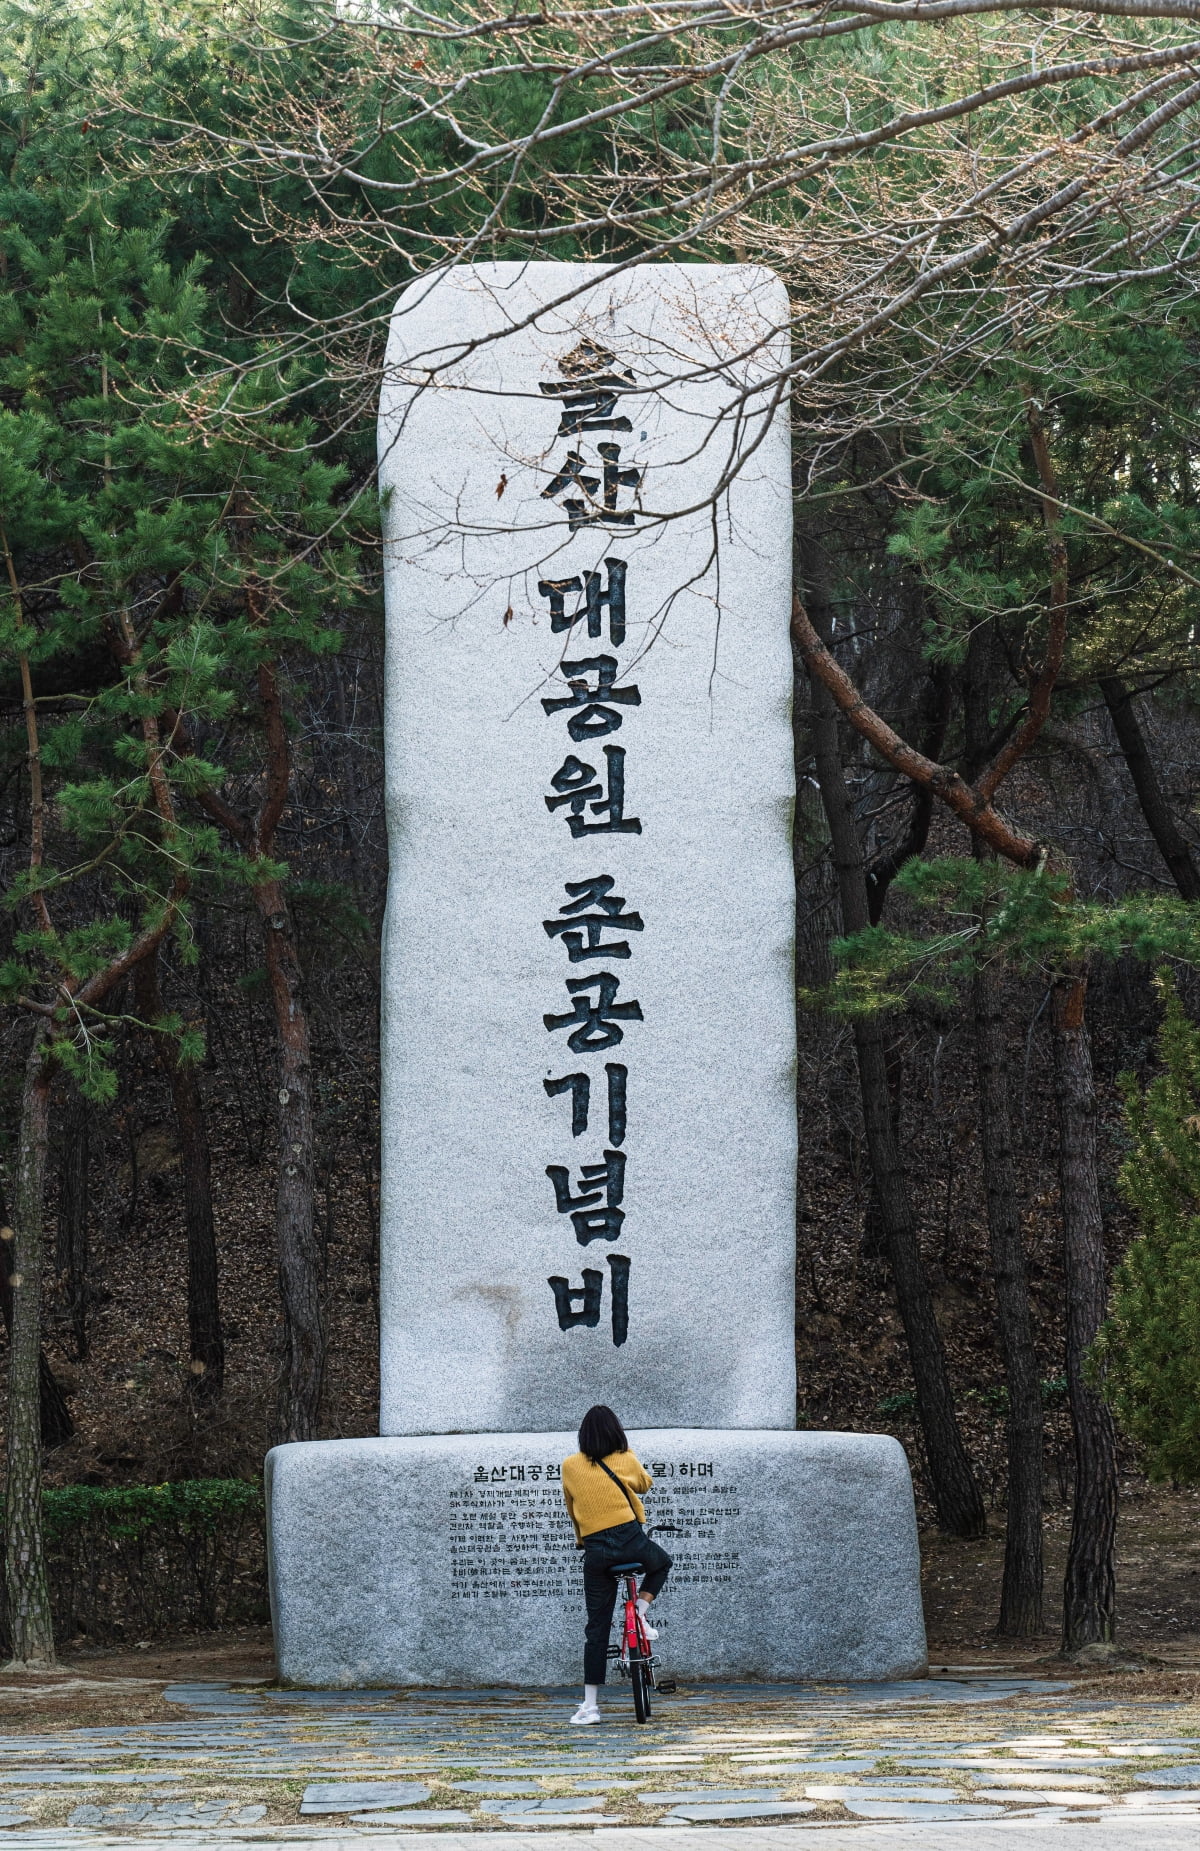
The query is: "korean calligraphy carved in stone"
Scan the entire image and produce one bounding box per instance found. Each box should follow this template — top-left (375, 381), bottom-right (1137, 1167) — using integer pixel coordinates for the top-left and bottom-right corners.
top-left (539, 339), bottom-right (636, 436)
top-left (542, 655), bottom-right (640, 741)
top-left (546, 1149), bottom-right (626, 1244)
top-left (544, 745), bottom-right (641, 837)
top-left (538, 558), bottom-right (626, 646)
top-left (543, 971), bottom-right (643, 1052)
top-left (547, 1252), bottom-right (630, 1345)
top-left (542, 445), bottom-right (643, 530)
top-left (543, 875), bottom-right (643, 962)
top-left (544, 1063), bottom-right (627, 1143)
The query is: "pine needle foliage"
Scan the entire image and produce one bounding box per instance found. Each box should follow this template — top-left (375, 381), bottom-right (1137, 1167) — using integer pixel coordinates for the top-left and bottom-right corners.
top-left (1095, 976), bottom-right (1200, 1483)
top-left (802, 856), bottom-right (1200, 1019)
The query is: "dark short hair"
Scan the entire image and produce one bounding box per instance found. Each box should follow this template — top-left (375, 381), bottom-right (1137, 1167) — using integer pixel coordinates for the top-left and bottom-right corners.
top-left (578, 1404), bottom-right (627, 1462)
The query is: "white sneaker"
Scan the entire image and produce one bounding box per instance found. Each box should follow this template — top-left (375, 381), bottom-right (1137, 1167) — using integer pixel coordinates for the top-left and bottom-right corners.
top-left (641, 1620), bottom-right (659, 1641)
top-left (570, 1703), bottom-right (602, 1725)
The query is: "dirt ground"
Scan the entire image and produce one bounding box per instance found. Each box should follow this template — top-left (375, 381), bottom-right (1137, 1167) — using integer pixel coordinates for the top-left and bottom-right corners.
top-left (921, 1483), bottom-right (1200, 1662)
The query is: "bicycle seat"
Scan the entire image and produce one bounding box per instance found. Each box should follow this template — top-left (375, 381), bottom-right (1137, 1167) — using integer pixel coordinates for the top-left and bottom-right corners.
top-left (608, 1561), bottom-right (644, 1575)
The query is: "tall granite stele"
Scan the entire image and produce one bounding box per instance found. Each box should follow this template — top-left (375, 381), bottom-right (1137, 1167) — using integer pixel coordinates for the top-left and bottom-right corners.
top-left (267, 263), bottom-right (927, 1686)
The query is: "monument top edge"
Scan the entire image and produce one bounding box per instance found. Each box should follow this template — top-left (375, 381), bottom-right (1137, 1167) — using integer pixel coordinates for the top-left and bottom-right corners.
top-left (266, 1429), bottom-right (907, 1461)
top-left (392, 258), bottom-right (786, 312)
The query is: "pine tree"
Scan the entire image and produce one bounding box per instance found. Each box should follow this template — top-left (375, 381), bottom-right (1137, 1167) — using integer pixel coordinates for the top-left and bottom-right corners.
top-left (1098, 977), bottom-right (1200, 1484)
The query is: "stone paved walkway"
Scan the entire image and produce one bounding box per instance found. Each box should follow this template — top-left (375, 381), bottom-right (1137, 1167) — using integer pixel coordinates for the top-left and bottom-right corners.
top-left (2, 1671), bottom-right (1199, 1844)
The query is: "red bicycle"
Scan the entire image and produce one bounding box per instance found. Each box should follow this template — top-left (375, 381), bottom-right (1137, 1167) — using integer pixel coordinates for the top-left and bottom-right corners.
top-left (606, 1526), bottom-right (678, 1723)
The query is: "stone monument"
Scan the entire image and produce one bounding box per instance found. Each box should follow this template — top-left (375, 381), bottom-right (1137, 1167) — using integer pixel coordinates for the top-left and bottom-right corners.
top-left (267, 262), bottom-right (927, 1686)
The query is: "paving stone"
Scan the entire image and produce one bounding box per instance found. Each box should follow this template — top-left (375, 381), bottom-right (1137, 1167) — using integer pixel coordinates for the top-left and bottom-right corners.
top-left (481, 1797), bottom-right (607, 1813)
top-left (69, 1803), bottom-right (156, 1825)
top-left (806, 1784), bottom-right (959, 1802)
top-left (0, 1771), bottom-right (184, 1785)
top-left (547, 1779), bottom-right (648, 1790)
top-left (978, 1771), bottom-right (1106, 1788)
top-left (973, 1789), bottom-right (1113, 1806)
top-left (638, 1789), bottom-right (785, 1805)
top-left (839, 1799), bottom-right (1013, 1819)
top-left (301, 1781), bottom-right (433, 1814)
top-left (350, 1808), bottom-right (474, 1825)
top-left (0, 1810), bottom-right (31, 1828)
top-left (1123, 1790), bottom-right (1200, 1805)
top-left (659, 1801), bottom-right (818, 1821)
top-left (723, 1758), bottom-right (876, 1773)
top-left (452, 1782), bottom-right (545, 1793)
top-left (1137, 1765), bottom-right (1200, 1785)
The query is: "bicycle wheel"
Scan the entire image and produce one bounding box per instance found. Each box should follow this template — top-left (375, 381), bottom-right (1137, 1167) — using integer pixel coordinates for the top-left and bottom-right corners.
top-left (630, 1653), bottom-right (652, 1723)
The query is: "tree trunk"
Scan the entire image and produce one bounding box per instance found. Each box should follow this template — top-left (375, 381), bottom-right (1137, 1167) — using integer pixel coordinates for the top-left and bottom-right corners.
top-left (962, 632), bottom-right (1044, 1634)
top-left (176, 655), bottom-right (324, 1441)
top-left (0, 1203), bottom-right (73, 1453)
top-left (0, 1170), bottom-right (73, 1452)
top-left (3, 1030), bottom-right (56, 1667)
top-left (972, 961), bottom-right (1045, 1634)
top-left (802, 591), bottom-right (986, 1537)
top-left (1052, 971), bottom-right (1118, 1651)
top-left (257, 878), bottom-right (323, 1443)
top-left (1099, 677), bottom-right (1200, 901)
top-left (55, 1090), bottom-right (90, 1362)
top-left (134, 956), bottom-right (224, 1403)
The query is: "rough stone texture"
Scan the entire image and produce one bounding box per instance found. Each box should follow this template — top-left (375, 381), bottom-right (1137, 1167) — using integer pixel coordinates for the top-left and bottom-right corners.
top-left (665, 1803), bottom-right (818, 1820)
top-left (301, 1784), bottom-right (432, 1814)
top-left (267, 1429), bottom-right (926, 1687)
top-left (376, 262), bottom-right (796, 1435)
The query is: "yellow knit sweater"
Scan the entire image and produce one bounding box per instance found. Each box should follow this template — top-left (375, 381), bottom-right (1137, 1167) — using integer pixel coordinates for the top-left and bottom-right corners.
top-left (561, 1448), bottom-right (652, 1544)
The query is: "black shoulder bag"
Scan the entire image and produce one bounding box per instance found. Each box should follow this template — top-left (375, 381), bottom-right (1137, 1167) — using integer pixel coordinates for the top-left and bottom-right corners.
top-left (594, 1455), bottom-right (643, 1523)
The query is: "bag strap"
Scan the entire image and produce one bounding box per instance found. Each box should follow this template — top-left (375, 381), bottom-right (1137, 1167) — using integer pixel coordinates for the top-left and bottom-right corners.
top-left (594, 1454), bottom-right (642, 1518)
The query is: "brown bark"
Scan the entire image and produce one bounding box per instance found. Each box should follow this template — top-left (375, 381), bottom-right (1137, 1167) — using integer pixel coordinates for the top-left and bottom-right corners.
top-left (56, 1091), bottom-right (90, 1362)
top-left (3, 1030), bottom-right (56, 1667)
top-left (258, 875), bottom-right (323, 1441)
top-left (803, 587), bottom-right (986, 1538)
top-left (974, 395), bottom-right (1068, 804)
top-left (864, 658), bottom-right (952, 925)
top-left (172, 658), bottom-right (324, 1442)
top-left (963, 636), bottom-right (1044, 1636)
top-left (793, 597), bottom-right (1041, 868)
top-left (252, 658), bottom-right (323, 1443)
top-left (1099, 677), bottom-right (1200, 901)
top-left (972, 960), bottom-right (1045, 1634)
top-left (133, 956), bottom-right (225, 1403)
top-left (0, 1186), bottom-right (73, 1452)
top-left (1052, 972), bottom-right (1118, 1650)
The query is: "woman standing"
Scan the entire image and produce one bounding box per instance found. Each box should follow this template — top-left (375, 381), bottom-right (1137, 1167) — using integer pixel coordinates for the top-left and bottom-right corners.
top-left (561, 1405), bottom-right (673, 1725)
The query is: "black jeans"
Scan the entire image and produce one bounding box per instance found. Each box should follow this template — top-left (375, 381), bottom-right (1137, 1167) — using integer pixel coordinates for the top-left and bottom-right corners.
top-left (581, 1519), bottom-right (672, 1685)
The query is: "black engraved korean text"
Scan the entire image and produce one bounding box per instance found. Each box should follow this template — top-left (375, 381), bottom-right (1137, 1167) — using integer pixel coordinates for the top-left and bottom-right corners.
top-left (543, 875), bottom-right (643, 962)
top-left (544, 971), bottom-right (643, 1052)
top-left (541, 655), bottom-right (640, 741)
top-left (542, 445), bottom-right (643, 530)
top-left (545, 746), bottom-right (641, 837)
top-left (546, 1149), bottom-right (626, 1244)
top-left (547, 1253), bottom-right (630, 1345)
top-left (538, 559), bottom-right (626, 646)
top-left (545, 1071), bottom-right (590, 1137)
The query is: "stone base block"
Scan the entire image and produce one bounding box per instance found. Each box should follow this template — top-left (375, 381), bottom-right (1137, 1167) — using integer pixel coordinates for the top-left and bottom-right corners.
top-left (266, 1428), bottom-right (926, 1687)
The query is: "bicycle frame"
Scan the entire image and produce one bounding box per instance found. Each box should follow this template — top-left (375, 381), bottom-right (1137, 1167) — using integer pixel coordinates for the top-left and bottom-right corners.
top-left (617, 1570), bottom-right (648, 1669)
top-left (606, 1547), bottom-right (677, 1719)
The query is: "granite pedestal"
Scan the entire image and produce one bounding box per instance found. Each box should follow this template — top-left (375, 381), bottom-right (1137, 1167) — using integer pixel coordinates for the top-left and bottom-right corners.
top-left (268, 1429), bottom-right (926, 1687)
